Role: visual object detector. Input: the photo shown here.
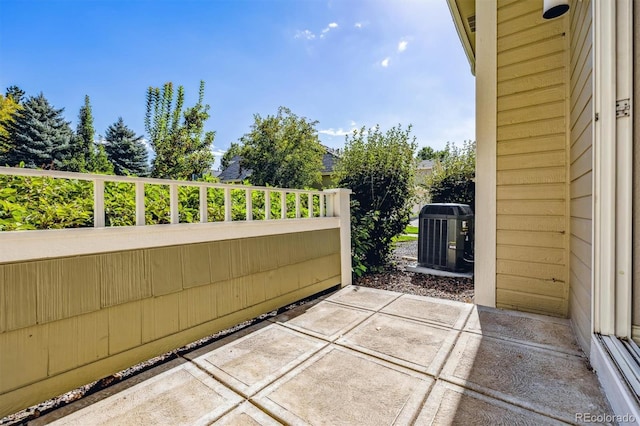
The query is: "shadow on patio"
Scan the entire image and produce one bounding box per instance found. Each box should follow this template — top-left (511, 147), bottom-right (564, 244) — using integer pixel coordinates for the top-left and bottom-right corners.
top-left (32, 286), bottom-right (612, 425)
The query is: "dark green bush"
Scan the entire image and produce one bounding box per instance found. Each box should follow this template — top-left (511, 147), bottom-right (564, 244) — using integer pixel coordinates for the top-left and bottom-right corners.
top-left (335, 125), bottom-right (417, 276)
top-left (425, 140), bottom-right (475, 210)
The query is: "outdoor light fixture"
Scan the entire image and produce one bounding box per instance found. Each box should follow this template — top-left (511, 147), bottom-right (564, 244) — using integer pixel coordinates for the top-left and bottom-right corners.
top-left (543, 0), bottom-right (570, 19)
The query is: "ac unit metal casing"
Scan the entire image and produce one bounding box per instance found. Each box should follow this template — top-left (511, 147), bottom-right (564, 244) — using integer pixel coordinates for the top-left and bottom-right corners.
top-left (418, 203), bottom-right (474, 272)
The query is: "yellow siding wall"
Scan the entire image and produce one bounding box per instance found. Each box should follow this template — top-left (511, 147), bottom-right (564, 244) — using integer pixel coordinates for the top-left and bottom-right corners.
top-left (0, 229), bottom-right (341, 417)
top-left (568, 0), bottom-right (593, 353)
top-left (495, 0), bottom-right (569, 316)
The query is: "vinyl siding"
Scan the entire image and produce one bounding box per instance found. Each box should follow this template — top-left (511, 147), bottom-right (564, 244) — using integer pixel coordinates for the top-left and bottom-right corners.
top-left (495, 0), bottom-right (569, 317)
top-left (568, 0), bottom-right (593, 354)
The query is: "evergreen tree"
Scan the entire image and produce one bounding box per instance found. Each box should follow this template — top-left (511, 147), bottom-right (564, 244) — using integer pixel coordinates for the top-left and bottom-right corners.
top-left (4, 93), bottom-right (73, 169)
top-left (68, 95), bottom-right (97, 172)
top-left (104, 117), bottom-right (148, 176)
top-left (92, 144), bottom-right (115, 174)
top-left (5, 86), bottom-right (25, 104)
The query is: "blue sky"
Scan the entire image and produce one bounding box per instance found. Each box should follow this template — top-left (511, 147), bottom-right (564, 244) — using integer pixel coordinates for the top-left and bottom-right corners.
top-left (0, 0), bottom-right (474, 168)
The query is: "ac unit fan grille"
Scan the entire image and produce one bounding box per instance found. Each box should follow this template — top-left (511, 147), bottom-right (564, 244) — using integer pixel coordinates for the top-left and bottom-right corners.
top-left (424, 218), bottom-right (448, 267)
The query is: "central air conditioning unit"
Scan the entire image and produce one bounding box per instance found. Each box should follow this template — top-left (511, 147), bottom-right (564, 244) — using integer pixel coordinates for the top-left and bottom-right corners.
top-left (418, 203), bottom-right (474, 272)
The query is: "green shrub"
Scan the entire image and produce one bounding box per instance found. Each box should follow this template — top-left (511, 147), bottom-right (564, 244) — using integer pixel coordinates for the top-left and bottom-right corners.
top-left (335, 125), bottom-right (417, 276)
top-left (425, 140), bottom-right (476, 210)
top-left (0, 174), bottom-right (323, 231)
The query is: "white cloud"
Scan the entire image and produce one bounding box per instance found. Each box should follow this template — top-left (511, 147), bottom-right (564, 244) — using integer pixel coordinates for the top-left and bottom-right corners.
top-left (350, 120), bottom-right (356, 126)
top-left (354, 22), bottom-right (363, 28)
top-left (320, 22), bottom-right (339, 37)
top-left (398, 40), bottom-right (408, 52)
top-left (381, 57), bottom-right (390, 67)
top-left (319, 127), bottom-right (355, 137)
top-left (295, 29), bottom-right (315, 40)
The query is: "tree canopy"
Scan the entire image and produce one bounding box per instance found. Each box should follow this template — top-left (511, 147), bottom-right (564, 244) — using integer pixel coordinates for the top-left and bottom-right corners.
top-left (0, 94), bottom-right (21, 156)
top-left (104, 117), bottom-right (148, 176)
top-left (2, 93), bottom-right (73, 169)
top-left (425, 140), bottom-right (476, 210)
top-left (416, 145), bottom-right (447, 162)
top-left (335, 124), bottom-right (417, 275)
top-left (145, 81), bottom-right (215, 179)
top-left (238, 106), bottom-right (324, 189)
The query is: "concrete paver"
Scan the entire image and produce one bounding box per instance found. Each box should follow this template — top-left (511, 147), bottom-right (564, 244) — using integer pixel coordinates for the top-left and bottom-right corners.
top-left (336, 313), bottom-right (458, 376)
top-left (464, 305), bottom-right (583, 355)
top-left (325, 285), bottom-right (401, 311)
top-left (34, 285), bottom-right (612, 425)
top-left (253, 345), bottom-right (433, 425)
top-left (44, 360), bottom-right (242, 426)
top-left (186, 323), bottom-right (326, 397)
top-left (381, 294), bottom-right (473, 329)
top-left (271, 300), bottom-right (372, 341)
top-left (414, 381), bottom-right (563, 426)
top-left (441, 332), bottom-right (611, 423)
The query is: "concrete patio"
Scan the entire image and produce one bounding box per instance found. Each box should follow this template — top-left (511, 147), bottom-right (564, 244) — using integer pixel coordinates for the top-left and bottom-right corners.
top-left (33, 286), bottom-right (612, 425)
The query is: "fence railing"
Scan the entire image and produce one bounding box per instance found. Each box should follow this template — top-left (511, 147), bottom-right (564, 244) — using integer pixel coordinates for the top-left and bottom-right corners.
top-left (0, 166), bottom-right (332, 229)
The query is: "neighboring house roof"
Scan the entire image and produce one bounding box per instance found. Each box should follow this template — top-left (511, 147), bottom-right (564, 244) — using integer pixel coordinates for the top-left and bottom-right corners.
top-left (321, 148), bottom-right (340, 174)
top-left (217, 155), bottom-right (253, 182)
top-left (417, 159), bottom-right (434, 170)
top-left (219, 147), bottom-right (340, 183)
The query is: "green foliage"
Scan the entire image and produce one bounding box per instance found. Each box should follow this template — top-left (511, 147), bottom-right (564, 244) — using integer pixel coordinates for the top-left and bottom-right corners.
top-left (0, 174), bottom-right (93, 231)
top-left (92, 145), bottom-right (115, 174)
top-left (416, 145), bottom-right (447, 161)
top-left (66, 95), bottom-right (97, 172)
top-left (0, 172), bottom-right (323, 231)
top-left (335, 124), bottom-right (417, 275)
top-left (5, 86), bottom-right (25, 104)
top-left (104, 117), bottom-right (148, 176)
top-left (238, 106), bottom-right (324, 189)
top-left (425, 140), bottom-right (476, 210)
top-left (0, 94), bottom-right (21, 156)
top-left (145, 81), bottom-right (215, 180)
top-left (2, 93), bottom-right (73, 169)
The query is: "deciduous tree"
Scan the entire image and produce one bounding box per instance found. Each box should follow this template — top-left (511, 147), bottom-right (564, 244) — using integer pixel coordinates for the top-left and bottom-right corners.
top-left (0, 94), bottom-right (21, 157)
top-left (425, 140), bottom-right (475, 210)
top-left (238, 106), bottom-right (323, 188)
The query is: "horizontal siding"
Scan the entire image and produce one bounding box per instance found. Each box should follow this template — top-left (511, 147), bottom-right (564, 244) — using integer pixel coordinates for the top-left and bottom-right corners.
top-left (568, 0), bottom-right (592, 354)
top-left (495, 0), bottom-right (569, 317)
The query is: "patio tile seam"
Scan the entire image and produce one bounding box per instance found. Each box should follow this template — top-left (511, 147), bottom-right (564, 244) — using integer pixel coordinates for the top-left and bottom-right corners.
top-left (373, 309), bottom-right (463, 331)
top-left (435, 375), bottom-right (576, 425)
top-left (461, 329), bottom-right (586, 358)
top-left (327, 286), bottom-right (404, 312)
top-left (187, 340), bottom-right (332, 400)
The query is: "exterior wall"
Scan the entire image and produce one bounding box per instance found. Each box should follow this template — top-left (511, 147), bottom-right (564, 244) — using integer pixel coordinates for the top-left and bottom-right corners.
top-left (494, 0), bottom-right (570, 316)
top-left (0, 229), bottom-right (341, 417)
top-left (568, 0), bottom-right (593, 353)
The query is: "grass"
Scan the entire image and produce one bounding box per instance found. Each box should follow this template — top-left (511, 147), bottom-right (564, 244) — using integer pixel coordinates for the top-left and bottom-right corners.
top-left (393, 234), bottom-right (418, 243)
top-left (405, 225), bottom-right (418, 235)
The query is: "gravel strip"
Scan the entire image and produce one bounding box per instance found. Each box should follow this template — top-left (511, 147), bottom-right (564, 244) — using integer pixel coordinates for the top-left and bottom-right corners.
top-left (355, 241), bottom-right (474, 303)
